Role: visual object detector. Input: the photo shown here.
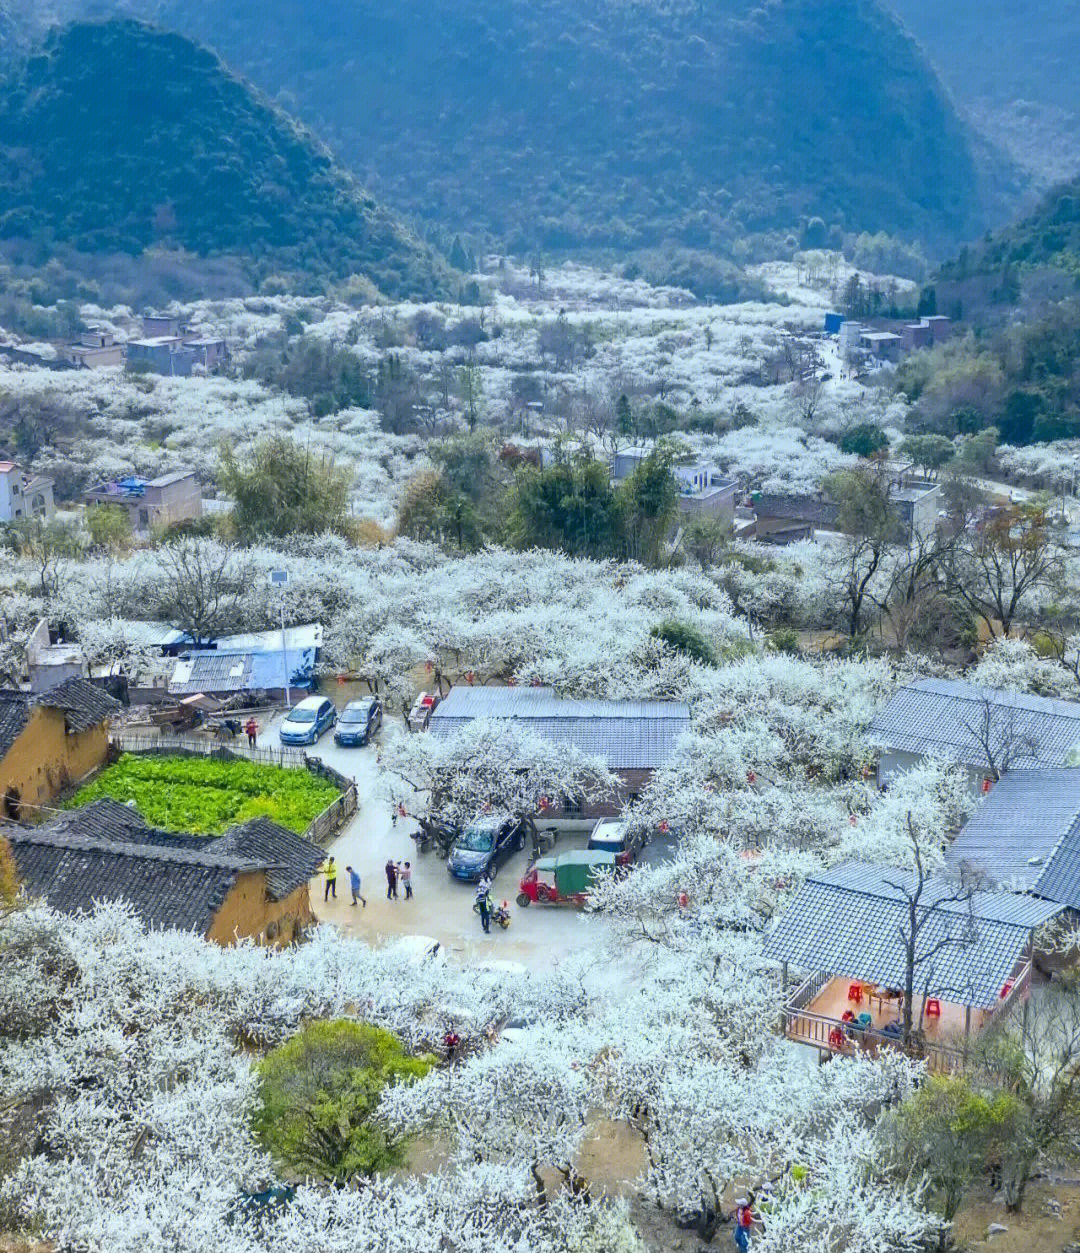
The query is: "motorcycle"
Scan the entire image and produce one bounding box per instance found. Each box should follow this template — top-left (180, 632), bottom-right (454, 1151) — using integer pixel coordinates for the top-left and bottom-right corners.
top-left (472, 898), bottom-right (512, 930)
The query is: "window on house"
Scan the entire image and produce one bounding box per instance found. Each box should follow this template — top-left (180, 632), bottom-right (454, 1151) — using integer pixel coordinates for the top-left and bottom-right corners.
top-left (562, 793), bottom-right (584, 818)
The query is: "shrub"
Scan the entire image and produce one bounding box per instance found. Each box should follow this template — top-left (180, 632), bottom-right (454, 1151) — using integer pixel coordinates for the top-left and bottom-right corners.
top-left (650, 619), bottom-right (716, 666)
top-left (68, 753), bottom-right (340, 834)
top-left (253, 1020), bottom-right (433, 1183)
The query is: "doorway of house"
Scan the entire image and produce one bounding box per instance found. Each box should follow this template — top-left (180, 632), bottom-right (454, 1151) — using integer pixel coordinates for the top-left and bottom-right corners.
top-left (3, 787), bottom-right (21, 820)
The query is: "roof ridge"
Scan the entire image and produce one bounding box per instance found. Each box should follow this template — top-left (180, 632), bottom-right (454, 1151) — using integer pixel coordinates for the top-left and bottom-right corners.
top-left (6, 828), bottom-right (271, 871)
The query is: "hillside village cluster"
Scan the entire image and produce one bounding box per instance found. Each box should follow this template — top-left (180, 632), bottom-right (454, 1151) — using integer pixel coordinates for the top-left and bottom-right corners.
top-left (3, 259), bottom-right (1080, 1251)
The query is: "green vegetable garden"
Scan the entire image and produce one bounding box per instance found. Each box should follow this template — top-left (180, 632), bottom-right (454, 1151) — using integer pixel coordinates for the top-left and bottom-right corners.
top-left (68, 754), bottom-right (341, 835)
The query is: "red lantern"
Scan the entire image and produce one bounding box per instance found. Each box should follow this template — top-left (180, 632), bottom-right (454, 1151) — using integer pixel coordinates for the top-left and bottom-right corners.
top-left (531, 678), bottom-right (543, 687)
top-left (507, 675), bottom-right (517, 687)
top-left (849, 815), bottom-right (857, 827)
top-left (677, 890), bottom-right (689, 909)
top-left (746, 770), bottom-right (757, 785)
top-left (539, 796), bottom-right (550, 811)
top-left (658, 820), bottom-right (670, 833)
top-left (425, 660), bottom-right (433, 673)
top-left (466, 671), bottom-right (476, 685)
top-left (982, 776), bottom-right (993, 794)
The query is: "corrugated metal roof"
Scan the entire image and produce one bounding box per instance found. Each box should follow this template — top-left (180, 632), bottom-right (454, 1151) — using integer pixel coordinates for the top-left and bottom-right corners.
top-left (169, 648), bottom-right (315, 695)
top-left (214, 624), bottom-right (323, 653)
top-left (868, 678), bottom-right (1080, 771)
top-left (763, 860), bottom-right (1061, 1007)
top-left (947, 768), bottom-right (1080, 909)
top-left (428, 686), bottom-right (690, 770)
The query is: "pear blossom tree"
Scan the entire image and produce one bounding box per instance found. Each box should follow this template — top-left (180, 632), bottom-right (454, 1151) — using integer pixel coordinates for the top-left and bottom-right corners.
top-left (380, 718), bottom-right (616, 853)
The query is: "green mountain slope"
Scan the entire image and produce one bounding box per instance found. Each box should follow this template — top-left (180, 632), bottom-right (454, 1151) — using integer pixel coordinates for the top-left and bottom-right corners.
top-left (888, 1), bottom-right (1080, 183)
top-left (0, 19), bottom-right (451, 298)
top-left (23, 0), bottom-right (998, 256)
top-left (941, 177), bottom-right (1080, 291)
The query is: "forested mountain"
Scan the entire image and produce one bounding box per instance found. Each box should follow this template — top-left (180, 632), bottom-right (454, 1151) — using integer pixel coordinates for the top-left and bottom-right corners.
top-left (940, 176), bottom-right (1080, 297)
top-left (5, 0), bottom-right (1000, 259)
top-left (906, 178), bottom-right (1080, 448)
top-left (889, 1), bottom-right (1080, 184)
top-left (0, 19), bottom-right (451, 299)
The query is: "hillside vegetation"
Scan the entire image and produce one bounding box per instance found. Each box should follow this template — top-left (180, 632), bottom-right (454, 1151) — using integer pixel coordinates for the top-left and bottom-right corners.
top-left (0, 20), bottom-right (452, 299)
top-left (889, 0), bottom-right (1080, 183)
top-left (19, 0), bottom-right (998, 262)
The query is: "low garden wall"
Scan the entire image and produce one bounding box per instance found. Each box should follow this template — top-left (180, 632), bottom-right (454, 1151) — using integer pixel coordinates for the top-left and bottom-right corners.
top-left (105, 733), bottom-right (358, 847)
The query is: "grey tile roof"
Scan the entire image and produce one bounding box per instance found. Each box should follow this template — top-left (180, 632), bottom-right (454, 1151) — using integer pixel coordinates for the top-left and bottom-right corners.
top-left (0, 678), bottom-right (118, 757)
top-left (36, 800), bottom-right (320, 903)
top-left (752, 494), bottom-right (841, 526)
top-left (216, 817), bottom-right (324, 901)
top-left (947, 768), bottom-right (1080, 909)
top-left (763, 860), bottom-right (1062, 1007)
top-left (868, 678), bottom-right (1080, 772)
top-left (34, 676), bottom-right (121, 733)
top-left (0, 695), bottom-right (30, 758)
top-left (428, 686), bottom-right (691, 770)
top-left (6, 827), bottom-right (258, 934)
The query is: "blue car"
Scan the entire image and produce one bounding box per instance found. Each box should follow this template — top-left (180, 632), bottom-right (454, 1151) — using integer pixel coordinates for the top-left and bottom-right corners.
top-left (446, 818), bottom-right (527, 882)
top-left (334, 698), bottom-right (382, 747)
top-left (278, 695), bottom-right (336, 746)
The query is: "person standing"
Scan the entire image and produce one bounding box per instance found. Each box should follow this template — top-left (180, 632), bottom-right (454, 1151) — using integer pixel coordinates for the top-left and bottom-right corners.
top-left (400, 861), bottom-right (413, 900)
top-left (733, 1198), bottom-right (754, 1251)
top-left (245, 717), bottom-right (258, 749)
top-left (476, 878), bottom-right (492, 934)
top-left (346, 864), bottom-right (366, 907)
top-left (323, 856), bottom-right (337, 902)
top-left (385, 858), bottom-right (398, 900)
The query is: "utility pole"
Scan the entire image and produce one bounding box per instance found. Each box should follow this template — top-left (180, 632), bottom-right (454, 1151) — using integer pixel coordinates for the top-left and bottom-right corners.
top-left (270, 569), bottom-right (291, 710)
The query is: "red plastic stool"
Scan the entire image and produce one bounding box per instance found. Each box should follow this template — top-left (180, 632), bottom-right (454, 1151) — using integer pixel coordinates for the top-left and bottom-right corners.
top-left (828, 1026), bottom-right (845, 1049)
top-left (925, 998), bottom-right (941, 1019)
top-left (847, 982), bottom-right (863, 1004)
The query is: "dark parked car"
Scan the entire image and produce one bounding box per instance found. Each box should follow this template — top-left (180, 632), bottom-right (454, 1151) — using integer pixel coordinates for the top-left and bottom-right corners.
top-left (446, 817), bottom-right (527, 882)
top-left (334, 698), bottom-right (382, 747)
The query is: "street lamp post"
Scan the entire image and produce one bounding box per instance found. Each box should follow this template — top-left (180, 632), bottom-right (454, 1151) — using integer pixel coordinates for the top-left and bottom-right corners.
top-left (270, 570), bottom-right (291, 710)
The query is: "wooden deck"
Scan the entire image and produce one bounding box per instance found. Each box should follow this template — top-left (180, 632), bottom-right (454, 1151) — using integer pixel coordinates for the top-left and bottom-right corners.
top-left (784, 975), bottom-right (992, 1072)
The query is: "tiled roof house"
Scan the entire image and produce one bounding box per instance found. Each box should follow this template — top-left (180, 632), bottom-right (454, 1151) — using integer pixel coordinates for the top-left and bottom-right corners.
top-left (868, 679), bottom-right (1080, 791)
top-left (6, 799), bottom-right (324, 945)
top-left (428, 685), bottom-right (690, 820)
top-left (0, 677), bottom-right (120, 819)
top-left (947, 768), bottom-right (1080, 910)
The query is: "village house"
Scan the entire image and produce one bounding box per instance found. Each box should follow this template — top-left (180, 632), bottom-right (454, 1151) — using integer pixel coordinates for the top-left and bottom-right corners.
top-left (611, 448), bottom-right (739, 526)
top-left (427, 685), bottom-right (690, 821)
top-left (0, 460), bottom-right (55, 522)
top-left (766, 861), bottom-right (1060, 1072)
top-left (749, 491), bottom-right (840, 544)
top-left (168, 624), bottom-right (323, 701)
top-left (83, 470), bottom-right (202, 533)
top-left (127, 316), bottom-right (229, 376)
top-left (868, 678), bottom-right (1080, 793)
top-left (63, 327), bottom-right (125, 369)
top-left (947, 768), bottom-right (1080, 912)
top-left (5, 798), bottom-right (324, 945)
top-left (0, 678), bottom-right (121, 820)
top-left (25, 618), bottom-right (89, 695)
